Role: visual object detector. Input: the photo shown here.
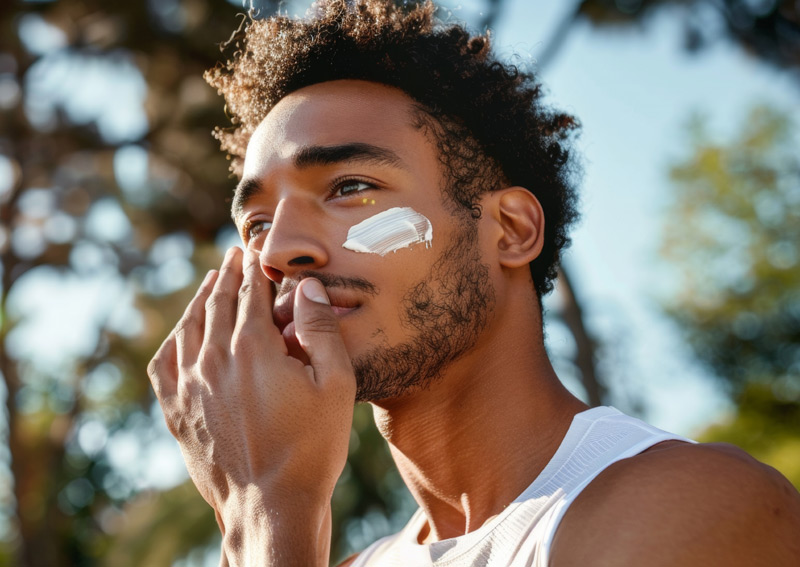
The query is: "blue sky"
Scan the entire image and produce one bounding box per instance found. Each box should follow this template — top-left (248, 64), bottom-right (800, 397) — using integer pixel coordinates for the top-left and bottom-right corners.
top-left (10, 0), bottom-right (799, 434)
top-left (4, 0), bottom-right (798, 560)
top-left (264, 0), bottom-right (794, 434)
top-left (278, 0), bottom-right (798, 432)
top-left (487, 0), bottom-right (799, 432)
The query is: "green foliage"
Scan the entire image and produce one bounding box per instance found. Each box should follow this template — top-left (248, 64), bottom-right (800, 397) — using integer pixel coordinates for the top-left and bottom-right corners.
top-left (698, 383), bottom-right (800, 489)
top-left (100, 483), bottom-right (219, 567)
top-left (663, 105), bottom-right (800, 486)
top-left (2, 0), bottom-right (795, 562)
top-left (0, 1), bottom-right (407, 565)
top-left (332, 405), bottom-right (414, 563)
top-left (663, 106), bottom-right (800, 396)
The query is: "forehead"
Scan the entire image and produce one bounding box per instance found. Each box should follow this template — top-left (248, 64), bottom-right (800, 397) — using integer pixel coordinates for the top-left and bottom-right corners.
top-left (242, 80), bottom-right (427, 180)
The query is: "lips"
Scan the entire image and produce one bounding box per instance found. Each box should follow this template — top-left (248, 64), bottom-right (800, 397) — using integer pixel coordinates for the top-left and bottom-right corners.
top-left (272, 289), bottom-right (296, 335)
top-left (272, 285), bottom-right (362, 334)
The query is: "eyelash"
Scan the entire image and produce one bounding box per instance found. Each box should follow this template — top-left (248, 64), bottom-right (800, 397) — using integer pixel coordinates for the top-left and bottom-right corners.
top-left (328, 176), bottom-right (379, 199)
top-left (241, 219), bottom-right (272, 245)
top-left (241, 176), bottom-right (380, 245)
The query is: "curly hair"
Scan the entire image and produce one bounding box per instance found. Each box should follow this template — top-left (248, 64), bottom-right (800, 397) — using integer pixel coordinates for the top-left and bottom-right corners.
top-left (205, 0), bottom-right (580, 297)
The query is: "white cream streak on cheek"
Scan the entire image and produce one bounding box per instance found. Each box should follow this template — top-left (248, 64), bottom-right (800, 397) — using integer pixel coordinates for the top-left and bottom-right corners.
top-left (342, 207), bottom-right (433, 256)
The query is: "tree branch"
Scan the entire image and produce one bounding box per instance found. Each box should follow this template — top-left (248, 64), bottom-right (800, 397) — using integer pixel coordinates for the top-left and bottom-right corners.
top-left (556, 265), bottom-right (606, 407)
top-left (534, 0), bottom-right (588, 72)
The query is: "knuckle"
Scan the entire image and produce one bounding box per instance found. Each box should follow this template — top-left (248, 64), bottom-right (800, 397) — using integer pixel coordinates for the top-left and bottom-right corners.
top-left (230, 329), bottom-right (264, 358)
top-left (232, 327), bottom-right (257, 347)
top-left (205, 291), bottom-right (231, 312)
top-left (238, 281), bottom-right (256, 301)
top-left (197, 343), bottom-right (229, 373)
top-left (219, 260), bottom-right (239, 279)
top-left (147, 357), bottom-right (161, 380)
top-left (148, 361), bottom-right (179, 396)
top-left (147, 350), bottom-right (174, 388)
top-left (174, 312), bottom-right (196, 336)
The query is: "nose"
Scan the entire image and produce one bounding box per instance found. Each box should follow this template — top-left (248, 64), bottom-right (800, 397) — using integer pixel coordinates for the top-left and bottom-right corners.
top-left (259, 198), bottom-right (329, 284)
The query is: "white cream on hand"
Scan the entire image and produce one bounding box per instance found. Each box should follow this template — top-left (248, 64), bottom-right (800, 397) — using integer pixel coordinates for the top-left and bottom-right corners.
top-left (342, 207), bottom-right (433, 256)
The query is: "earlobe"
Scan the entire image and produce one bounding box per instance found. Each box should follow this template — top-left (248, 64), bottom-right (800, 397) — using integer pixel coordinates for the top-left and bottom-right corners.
top-left (492, 187), bottom-right (545, 269)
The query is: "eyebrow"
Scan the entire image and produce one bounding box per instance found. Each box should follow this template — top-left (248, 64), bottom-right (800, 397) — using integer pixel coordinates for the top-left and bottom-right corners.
top-left (231, 143), bottom-right (407, 221)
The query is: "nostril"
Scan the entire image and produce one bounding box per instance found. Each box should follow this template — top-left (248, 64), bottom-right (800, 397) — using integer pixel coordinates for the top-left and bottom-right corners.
top-left (288, 256), bottom-right (314, 266)
top-left (264, 266), bottom-right (284, 284)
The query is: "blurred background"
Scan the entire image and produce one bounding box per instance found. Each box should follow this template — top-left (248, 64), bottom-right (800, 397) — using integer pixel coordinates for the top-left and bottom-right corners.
top-left (0, 0), bottom-right (798, 565)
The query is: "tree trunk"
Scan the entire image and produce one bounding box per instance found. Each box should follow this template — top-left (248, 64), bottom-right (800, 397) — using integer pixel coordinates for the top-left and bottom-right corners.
top-left (556, 266), bottom-right (605, 407)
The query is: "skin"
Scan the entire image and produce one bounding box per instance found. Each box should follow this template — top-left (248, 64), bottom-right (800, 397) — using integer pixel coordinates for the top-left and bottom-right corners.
top-left (148, 80), bottom-right (800, 567)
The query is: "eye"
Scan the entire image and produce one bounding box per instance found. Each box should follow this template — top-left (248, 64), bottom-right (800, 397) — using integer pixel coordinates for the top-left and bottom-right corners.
top-left (331, 178), bottom-right (375, 198)
top-left (243, 220), bottom-right (272, 244)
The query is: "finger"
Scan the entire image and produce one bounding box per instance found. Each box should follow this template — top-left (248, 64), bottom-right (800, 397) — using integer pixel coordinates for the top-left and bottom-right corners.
top-left (234, 248), bottom-right (280, 342)
top-left (151, 269), bottom-right (217, 403)
top-left (293, 278), bottom-right (355, 393)
top-left (148, 330), bottom-right (179, 402)
top-left (204, 247), bottom-right (244, 346)
top-left (176, 269), bottom-right (219, 367)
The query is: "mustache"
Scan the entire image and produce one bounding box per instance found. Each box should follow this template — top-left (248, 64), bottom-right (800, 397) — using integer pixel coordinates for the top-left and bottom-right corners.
top-left (276, 270), bottom-right (379, 298)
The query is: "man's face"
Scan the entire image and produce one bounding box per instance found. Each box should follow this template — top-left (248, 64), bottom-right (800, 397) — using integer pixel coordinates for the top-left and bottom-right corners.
top-left (236, 80), bottom-right (495, 402)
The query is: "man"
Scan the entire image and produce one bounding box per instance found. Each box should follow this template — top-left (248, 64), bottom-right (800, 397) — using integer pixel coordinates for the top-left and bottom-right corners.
top-left (147, 1), bottom-right (800, 565)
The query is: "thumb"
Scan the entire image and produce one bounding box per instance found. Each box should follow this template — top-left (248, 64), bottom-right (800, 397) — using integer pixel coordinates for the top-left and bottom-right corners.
top-left (294, 278), bottom-right (355, 389)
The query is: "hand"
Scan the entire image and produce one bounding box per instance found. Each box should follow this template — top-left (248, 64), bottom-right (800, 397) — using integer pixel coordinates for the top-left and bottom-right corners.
top-left (147, 247), bottom-right (356, 566)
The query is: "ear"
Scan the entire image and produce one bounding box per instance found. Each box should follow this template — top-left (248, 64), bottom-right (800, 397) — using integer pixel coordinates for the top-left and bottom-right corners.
top-left (487, 187), bottom-right (545, 269)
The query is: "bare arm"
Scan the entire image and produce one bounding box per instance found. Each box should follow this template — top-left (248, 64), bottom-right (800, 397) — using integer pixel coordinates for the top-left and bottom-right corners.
top-left (148, 248), bottom-right (356, 566)
top-left (550, 442), bottom-right (800, 567)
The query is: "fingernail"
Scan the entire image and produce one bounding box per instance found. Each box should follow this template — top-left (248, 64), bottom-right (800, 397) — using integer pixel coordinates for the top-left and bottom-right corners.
top-left (301, 279), bottom-right (330, 305)
top-left (225, 246), bottom-right (240, 260)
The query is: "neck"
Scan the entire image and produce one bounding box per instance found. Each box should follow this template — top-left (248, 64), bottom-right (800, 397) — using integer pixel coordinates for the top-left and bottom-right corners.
top-left (371, 297), bottom-right (588, 543)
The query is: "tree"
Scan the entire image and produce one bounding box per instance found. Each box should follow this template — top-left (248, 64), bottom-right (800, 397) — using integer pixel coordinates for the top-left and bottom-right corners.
top-left (661, 106), bottom-right (800, 487)
top-left (5, 0), bottom-right (795, 564)
top-left (0, 1), bottom-right (423, 564)
top-left (534, 1), bottom-right (800, 74)
top-left (0, 1), bottom-right (274, 564)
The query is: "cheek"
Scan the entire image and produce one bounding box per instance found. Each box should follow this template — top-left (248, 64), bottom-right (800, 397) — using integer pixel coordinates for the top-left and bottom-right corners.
top-left (341, 206), bottom-right (434, 256)
top-left (338, 247), bottom-right (433, 347)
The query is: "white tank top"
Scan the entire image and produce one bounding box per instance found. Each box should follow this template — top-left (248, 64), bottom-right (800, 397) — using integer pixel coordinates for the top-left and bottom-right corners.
top-left (351, 406), bottom-right (693, 567)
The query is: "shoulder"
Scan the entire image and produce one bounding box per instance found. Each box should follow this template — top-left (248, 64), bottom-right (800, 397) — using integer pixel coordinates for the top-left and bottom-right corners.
top-left (549, 440), bottom-right (800, 567)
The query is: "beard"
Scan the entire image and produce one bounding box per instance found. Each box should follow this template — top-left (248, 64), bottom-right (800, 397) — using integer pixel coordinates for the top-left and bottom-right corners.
top-left (352, 219), bottom-right (496, 402)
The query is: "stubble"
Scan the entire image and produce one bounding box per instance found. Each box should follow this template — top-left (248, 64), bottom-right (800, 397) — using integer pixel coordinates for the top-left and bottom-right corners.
top-left (353, 220), bottom-right (496, 402)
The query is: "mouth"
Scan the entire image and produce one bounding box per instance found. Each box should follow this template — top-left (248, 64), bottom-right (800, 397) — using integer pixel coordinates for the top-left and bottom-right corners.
top-left (272, 285), bottom-right (362, 335)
